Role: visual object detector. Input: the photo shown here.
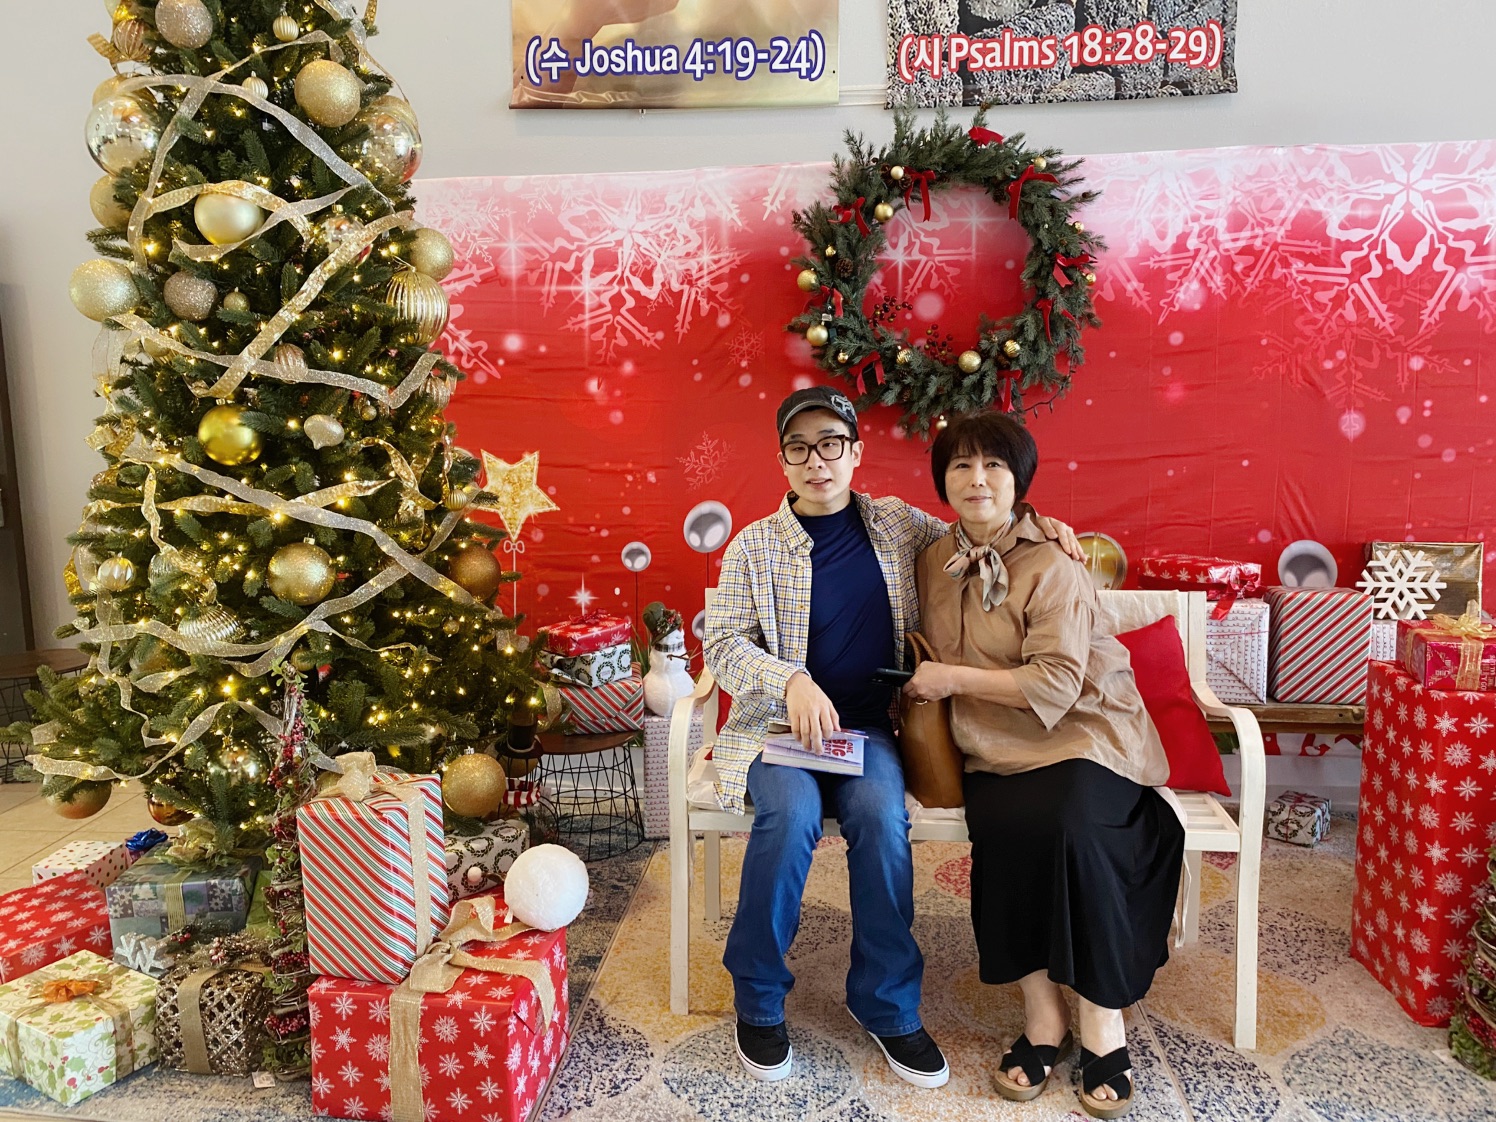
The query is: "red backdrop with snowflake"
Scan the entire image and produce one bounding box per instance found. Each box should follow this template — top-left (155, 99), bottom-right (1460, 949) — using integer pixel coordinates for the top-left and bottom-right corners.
top-left (415, 142), bottom-right (1495, 634)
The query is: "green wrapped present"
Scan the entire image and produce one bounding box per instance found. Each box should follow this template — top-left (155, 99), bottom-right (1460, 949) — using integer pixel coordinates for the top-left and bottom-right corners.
top-left (0, 950), bottom-right (158, 1105)
top-left (105, 845), bottom-right (259, 944)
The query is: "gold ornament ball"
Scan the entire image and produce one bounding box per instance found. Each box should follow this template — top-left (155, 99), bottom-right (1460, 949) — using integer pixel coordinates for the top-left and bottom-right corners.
top-left (198, 404), bottom-right (262, 466)
top-left (289, 647), bottom-right (320, 673)
top-left (387, 268), bottom-right (449, 345)
top-left (163, 270), bottom-right (217, 321)
top-left (823, 244), bottom-right (836, 258)
top-left (441, 618), bottom-right (461, 635)
top-left (1032, 155), bottom-right (1048, 171)
top-left (274, 343), bottom-right (308, 378)
top-left (89, 176), bottom-right (130, 229)
top-left (370, 94), bottom-right (420, 134)
top-left (112, 17), bottom-right (148, 61)
top-left (303, 413), bottom-right (344, 449)
top-left (442, 753), bottom-right (508, 819)
top-left (835, 350), bottom-right (850, 365)
top-left (409, 228), bottom-right (454, 281)
top-left (268, 542), bottom-right (337, 605)
top-left (70, 258), bottom-right (137, 321)
top-left (957, 349), bottom-right (982, 374)
top-left (1003, 339), bottom-right (1022, 359)
top-left (805, 324), bottom-right (830, 347)
top-left (896, 347), bottom-right (912, 365)
top-left (1077, 532), bottom-right (1129, 591)
top-left (85, 95), bottom-right (161, 174)
top-left (448, 543), bottom-right (502, 601)
top-left (889, 165), bottom-right (905, 181)
top-left (45, 778), bottom-right (113, 820)
top-left (358, 399), bottom-right (379, 422)
top-left (92, 74), bottom-right (128, 105)
top-left (795, 268), bottom-right (819, 293)
top-left (146, 792), bottom-right (193, 826)
top-left (1072, 221), bottom-right (1085, 232)
top-left (242, 74), bottom-right (269, 100)
top-left (445, 482), bottom-right (478, 511)
top-left (295, 59), bottom-right (362, 128)
top-left (222, 290), bottom-right (250, 313)
top-left (155, 0), bottom-right (214, 49)
top-left (1084, 271), bottom-right (1097, 285)
top-left (219, 741), bottom-right (267, 783)
top-left (179, 605), bottom-right (243, 644)
top-left (97, 555), bottom-right (137, 592)
top-left (873, 202), bottom-right (895, 222)
top-left (195, 190), bottom-right (263, 245)
top-left (273, 13), bottom-right (299, 42)
top-left (142, 335), bottom-right (171, 359)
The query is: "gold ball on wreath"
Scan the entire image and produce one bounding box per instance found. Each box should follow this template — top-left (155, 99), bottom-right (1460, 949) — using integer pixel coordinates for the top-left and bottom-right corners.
top-left (442, 753), bottom-right (508, 819)
top-left (294, 59), bottom-right (362, 128)
top-left (70, 258), bottom-right (137, 321)
top-left (90, 176), bottom-right (130, 229)
top-left (805, 324), bottom-right (830, 347)
top-left (795, 268), bottom-right (818, 293)
top-left (896, 348), bottom-right (912, 366)
top-left (97, 555), bottom-right (137, 592)
top-left (1032, 155), bottom-right (1048, 171)
top-left (836, 351), bottom-right (850, 365)
top-left (267, 542), bottom-right (337, 605)
top-left (273, 13), bottom-right (299, 42)
top-left (889, 165), bottom-right (905, 181)
top-left (44, 778), bottom-right (113, 820)
top-left (409, 228), bottom-right (455, 281)
top-left (823, 245), bottom-right (836, 258)
top-left (957, 350), bottom-right (982, 374)
top-left (1084, 272), bottom-right (1097, 285)
top-left (448, 543), bottom-right (502, 601)
top-left (1003, 339), bottom-right (1022, 358)
top-left (873, 202), bottom-right (895, 223)
top-left (194, 190), bottom-right (264, 245)
top-left (146, 792), bottom-right (193, 826)
top-left (198, 404), bottom-right (262, 466)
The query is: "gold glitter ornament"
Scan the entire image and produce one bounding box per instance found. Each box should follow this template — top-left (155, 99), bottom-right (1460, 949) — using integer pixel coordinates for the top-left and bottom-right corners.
top-left (874, 202), bottom-right (895, 222)
top-left (45, 778), bottom-right (112, 820)
top-left (194, 190), bottom-right (264, 245)
top-left (198, 404), bottom-right (262, 466)
top-left (97, 555), bottom-right (137, 592)
top-left (958, 349), bottom-right (982, 373)
top-left (241, 74), bottom-right (269, 100)
top-left (896, 348), bottom-right (912, 365)
top-left (805, 324), bottom-right (829, 347)
top-left (447, 543), bottom-right (502, 601)
top-left (154, 0), bottom-right (214, 49)
top-left (86, 96), bottom-right (161, 174)
top-left (69, 258), bottom-right (137, 321)
top-left (294, 59), bottom-right (362, 128)
top-left (387, 268), bottom-right (449, 344)
top-left (823, 245), bottom-right (836, 258)
top-left (795, 268), bottom-right (819, 293)
top-left (1032, 155), bottom-right (1048, 171)
top-left (303, 414), bottom-right (344, 449)
top-left (409, 228), bottom-right (454, 281)
top-left (267, 542), bottom-right (336, 605)
top-left (272, 13), bottom-right (299, 42)
top-left (478, 449), bottom-right (560, 538)
top-left (222, 290), bottom-right (250, 314)
top-left (89, 177), bottom-right (130, 228)
top-left (358, 399), bottom-right (378, 422)
top-left (1003, 339), bottom-right (1022, 358)
top-left (163, 270), bottom-right (218, 321)
top-left (442, 753), bottom-right (507, 819)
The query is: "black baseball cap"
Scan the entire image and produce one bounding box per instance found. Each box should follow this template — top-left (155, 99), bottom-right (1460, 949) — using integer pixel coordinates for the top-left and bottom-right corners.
top-left (775, 386), bottom-right (859, 441)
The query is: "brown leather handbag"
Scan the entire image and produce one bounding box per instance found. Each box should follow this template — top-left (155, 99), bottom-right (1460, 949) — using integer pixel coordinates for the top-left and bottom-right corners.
top-left (897, 632), bottom-right (966, 808)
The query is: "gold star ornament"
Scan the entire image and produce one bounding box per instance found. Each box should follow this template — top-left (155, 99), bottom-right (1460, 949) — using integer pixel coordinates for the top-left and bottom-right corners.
top-left (477, 451), bottom-right (559, 539)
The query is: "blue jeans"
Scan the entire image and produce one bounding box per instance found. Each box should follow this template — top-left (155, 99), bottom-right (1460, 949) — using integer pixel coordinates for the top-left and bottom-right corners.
top-left (722, 728), bottom-right (923, 1036)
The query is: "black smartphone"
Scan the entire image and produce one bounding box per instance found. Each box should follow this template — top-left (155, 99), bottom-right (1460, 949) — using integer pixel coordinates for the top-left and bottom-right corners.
top-left (870, 667), bottom-right (913, 685)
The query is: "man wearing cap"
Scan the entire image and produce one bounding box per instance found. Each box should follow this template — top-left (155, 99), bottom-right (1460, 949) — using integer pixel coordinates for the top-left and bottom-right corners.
top-left (705, 386), bottom-right (1083, 1086)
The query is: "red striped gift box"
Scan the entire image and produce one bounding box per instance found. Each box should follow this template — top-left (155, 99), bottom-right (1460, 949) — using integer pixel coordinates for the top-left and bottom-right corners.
top-left (298, 773), bottom-right (452, 984)
top-left (1264, 586), bottom-right (1373, 703)
top-left (560, 672), bottom-right (644, 734)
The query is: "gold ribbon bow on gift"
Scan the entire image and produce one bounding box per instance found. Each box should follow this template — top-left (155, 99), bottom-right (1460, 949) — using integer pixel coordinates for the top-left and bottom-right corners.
top-left (313, 751), bottom-right (436, 961)
top-left (3, 974), bottom-right (135, 1084)
top-left (1428, 600), bottom-right (1496, 690)
top-left (387, 895), bottom-right (555, 1122)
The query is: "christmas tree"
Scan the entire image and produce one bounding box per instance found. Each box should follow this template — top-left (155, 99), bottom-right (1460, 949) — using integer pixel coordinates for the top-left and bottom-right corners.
top-left (13, 0), bottom-right (553, 858)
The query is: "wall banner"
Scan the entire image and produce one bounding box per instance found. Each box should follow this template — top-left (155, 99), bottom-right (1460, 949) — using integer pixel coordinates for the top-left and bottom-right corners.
top-left (888, 0), bottom-right (1237, 107)
top-left (511, 0), bottom-right (838, 109)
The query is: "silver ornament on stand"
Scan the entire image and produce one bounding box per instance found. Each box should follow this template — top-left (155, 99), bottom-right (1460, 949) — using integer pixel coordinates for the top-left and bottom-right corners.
top-left (154, 0), bottom-right (214, 50)
top-left (86, 96), bottom-right (161, 174)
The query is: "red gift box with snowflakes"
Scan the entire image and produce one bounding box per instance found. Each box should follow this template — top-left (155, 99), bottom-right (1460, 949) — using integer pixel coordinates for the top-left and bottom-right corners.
top-left (1351, 660), bottom-right (1496, 1026)
top-left (538, 610), bottom-right (632, 657)
top-left (0, 871), bottom-right (112, 983)
top-left (308, 906), bottom-right (569, 1122)
top-left (1136, 554), bottom-right (1263, 618)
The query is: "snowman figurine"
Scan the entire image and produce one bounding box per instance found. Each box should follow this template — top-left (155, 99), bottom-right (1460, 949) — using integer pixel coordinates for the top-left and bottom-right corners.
top-left (642, 601), bottom-right (694, 717)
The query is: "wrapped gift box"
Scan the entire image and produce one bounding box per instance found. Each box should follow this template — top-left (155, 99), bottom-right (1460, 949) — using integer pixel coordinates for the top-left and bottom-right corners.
top-left (0, 872), bottom-right (112, 984)
top-left (0, 950), bottom-right (158, 1106)
top-left (445, 820), bottom-right (530, 900)
top-left (1369, 540), bottom-right (1483, 619)
top-left (111, 932), bottom-right (174, 979)
top-left (32, 841), bottom-right (133, 892)
top-left (542, 640), bottom-right (632, 687)
top-left (1264, 586), bottom-right (1373, 703)
top-left (560, 672), bottom-right (645, 734)
top-left (1397, 615), bottom-right (1496, 692)
top-left (156, 957), bottom-right (270, 1075)
top-left (309, 895), bottom-right (570, 1122)
top-left (106, 846), bottom-right (259, 945)
top-left (1137, 554), bottom-right (1263, 617)
top-left (642, 712), bottom-right (702, 839)
top-left (298, 770), bottom-right (452, 985)
top-left (1204, 598), bottom-right (1270, 704)
top-left (1352, 661), bottom-right (1496, 1025)
top-left (539, 610), bottom-right (632, 656)
top-left (123, 831), bottom-right (168, 864)
top-left (1370, 619), bottom-right (1399, 662)
top-left (1266, 789), bottom-right (1330, 846)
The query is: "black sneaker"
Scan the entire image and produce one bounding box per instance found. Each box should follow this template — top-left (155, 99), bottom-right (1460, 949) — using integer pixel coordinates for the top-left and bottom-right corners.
top-left (735, 1019), bottom-right (793, 1081)
top-left (864, 1026), bottom-right (949, 1089)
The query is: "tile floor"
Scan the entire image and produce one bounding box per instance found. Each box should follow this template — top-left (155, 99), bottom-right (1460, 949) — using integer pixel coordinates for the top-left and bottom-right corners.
top-left (0, 782), bottom-right (159, 892)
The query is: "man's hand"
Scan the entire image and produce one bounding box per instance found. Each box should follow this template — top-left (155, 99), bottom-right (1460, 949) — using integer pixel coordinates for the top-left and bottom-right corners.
top-left (903, 661), bottom-right (959, 703)
top-left (785, 671), bottom-right (839, 753)
top-left (1032, 512), bottom-right (1084, 562)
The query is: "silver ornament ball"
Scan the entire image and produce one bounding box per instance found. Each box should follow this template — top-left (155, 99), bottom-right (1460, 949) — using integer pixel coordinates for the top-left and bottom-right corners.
top-left (355, 101), bottom-right (422, 187)
top-left (85, 96), bottom-right (160, 175)
top-left (155, 0), bottom-right (214, 49)
top-left (164, 271), bottom-right (218, 321)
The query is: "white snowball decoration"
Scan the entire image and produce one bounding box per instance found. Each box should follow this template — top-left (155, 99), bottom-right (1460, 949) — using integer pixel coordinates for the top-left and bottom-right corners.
top-left (503, 844), bottom-right (589, 931)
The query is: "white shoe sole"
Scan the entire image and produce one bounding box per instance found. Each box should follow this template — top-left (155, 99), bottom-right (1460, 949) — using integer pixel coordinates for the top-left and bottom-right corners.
top-left (735, 1037), bottom-right (793, 1082)
top-left (847, 1009), bottom-right (950, 1089)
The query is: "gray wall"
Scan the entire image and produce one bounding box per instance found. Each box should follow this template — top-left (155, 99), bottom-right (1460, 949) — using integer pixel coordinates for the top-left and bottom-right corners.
top-left (4, 0), bottom-right (1496, 641)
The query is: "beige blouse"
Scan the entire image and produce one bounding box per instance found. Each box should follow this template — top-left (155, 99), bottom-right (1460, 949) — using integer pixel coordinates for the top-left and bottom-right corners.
top-left (916, 515), bottom-right (1169, 787)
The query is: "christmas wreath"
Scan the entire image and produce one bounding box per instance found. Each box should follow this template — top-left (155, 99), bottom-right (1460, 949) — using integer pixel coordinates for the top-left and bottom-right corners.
top-left (788, 109), bottom-right (1104, 434)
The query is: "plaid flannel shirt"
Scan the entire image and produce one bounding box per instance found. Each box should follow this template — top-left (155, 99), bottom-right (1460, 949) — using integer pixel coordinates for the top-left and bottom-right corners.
top-left (703, 491), bottom-right (950, 813)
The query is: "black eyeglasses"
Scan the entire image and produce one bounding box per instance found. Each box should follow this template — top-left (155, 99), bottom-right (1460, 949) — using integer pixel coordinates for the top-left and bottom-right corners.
top-left (781, 436), bottom-right (853, 465)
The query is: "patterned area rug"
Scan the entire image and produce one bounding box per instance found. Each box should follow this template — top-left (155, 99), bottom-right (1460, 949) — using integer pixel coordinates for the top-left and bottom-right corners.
top-left (537, 818), bottom-right (1496, 1122)
top-left (0, 843), bottom-right (655, 1122)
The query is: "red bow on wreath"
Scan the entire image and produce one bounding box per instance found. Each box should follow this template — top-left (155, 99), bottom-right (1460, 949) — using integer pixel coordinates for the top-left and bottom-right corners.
top-left (1036, 298), bottom-right (1079, 342)
top-left (834, 198), bottom-right (870, 236)
top-left (998, 369), bottom-right (1021, 414)
top-left (1052, 253), bottom-right (1092, 287)
top-left (1007, 164), bottom-right (1058, 219)
top-left (902, 170), bottom-right (937, 221)
top-left (968, 127), bottom-right (1005, 147)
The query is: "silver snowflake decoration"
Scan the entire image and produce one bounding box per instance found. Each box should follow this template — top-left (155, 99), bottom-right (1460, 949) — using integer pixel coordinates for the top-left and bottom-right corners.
top-left (1357, 549), bottom-right (1447, 620)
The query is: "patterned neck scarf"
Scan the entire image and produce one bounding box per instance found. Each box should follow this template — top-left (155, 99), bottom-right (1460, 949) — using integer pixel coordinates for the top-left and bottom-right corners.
top-left (942, 516), bottom-right (1015, 611)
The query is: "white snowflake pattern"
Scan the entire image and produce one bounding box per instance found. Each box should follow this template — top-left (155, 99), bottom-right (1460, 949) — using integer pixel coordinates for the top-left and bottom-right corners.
top-left (368, 998), bottom-right (392, 1025)
top-left (1435, 872), bottom-right (1465, 896)
top-left (311, 1073), bottom-right (333, 1097)
top-left (1415, 965), bottom-right (1439, 988)
top-left (439, 1053), bottom-right (464, 1078)
top-left (447, 1090), bottom-right (472, 1113)
top-left (729, 327), bottom-right (765, 367)
top-left (1483, 752), bottom-right (1496, 774)
top-left (332, 1027), bottom-right (355, 1052)
top-left (433, 1015), bottom-right (460, 1044)
top-left (1445, 743), bottom-right (1472, 767)
top-left (53, 935), bottom-right (76, 956)
top-left (1409, 930), bottom-right (1431, 954)
top-left (469, 1007), bottom-right (497, 1034)
top-left (1357, 550), bottom-right (1447, 619)
top-left (342, 1098), bottom-right (366, 1118)
top-left (1418, 805), bottom-right (1440, 829)
top-left (677, 432), bottom-right (734, 490)
top-left (20, 944), bottom-right (48, 966)
top-left (338, 1060), bottom-right (363, 1086)
top-left (1459, 844), bottom-right (1484, 866)
top-left (470, 1043), bottom-right (494, 1067)
top-left (1457, 778), bottom-right (1481, 800)
top-left (1435, 713), bottom-right (1460, 735)
top-left (1428, 996), bottom-right (1454, 1020)
top-left (1468, 713), bottom-right (1492, 736)
top-left (332, 994), bottom-right (357, 1019)
top-left (506, 1042), bottom-right (524, 1071)
top-left (477, 1076), bottom-right (504, 1102)
top-left (1417, 900), bottom-right (1439, 921)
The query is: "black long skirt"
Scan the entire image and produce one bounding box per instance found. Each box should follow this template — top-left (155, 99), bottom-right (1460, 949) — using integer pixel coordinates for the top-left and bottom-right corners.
top-left (963, 757), bottom-right (1186, 1009)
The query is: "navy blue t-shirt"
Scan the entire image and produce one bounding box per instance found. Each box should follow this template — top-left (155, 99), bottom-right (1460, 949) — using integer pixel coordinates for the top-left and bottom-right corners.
top-left (795, 502), bottom-right (895, 731)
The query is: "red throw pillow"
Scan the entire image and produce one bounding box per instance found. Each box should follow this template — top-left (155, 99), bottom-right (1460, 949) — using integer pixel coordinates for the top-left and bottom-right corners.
top-left (1113, 615), bottom-right (1232, 796)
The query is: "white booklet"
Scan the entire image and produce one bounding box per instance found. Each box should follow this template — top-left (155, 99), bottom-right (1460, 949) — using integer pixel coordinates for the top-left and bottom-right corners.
top-left (761, 729), bottom-right (866, 776)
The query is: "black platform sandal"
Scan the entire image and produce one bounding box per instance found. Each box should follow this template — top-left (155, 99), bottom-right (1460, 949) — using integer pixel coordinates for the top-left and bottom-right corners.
top-left (993, 1030), bottom-right (1074, 1101)
top-left (1078, 1045), bottom-right (1134, 1119)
